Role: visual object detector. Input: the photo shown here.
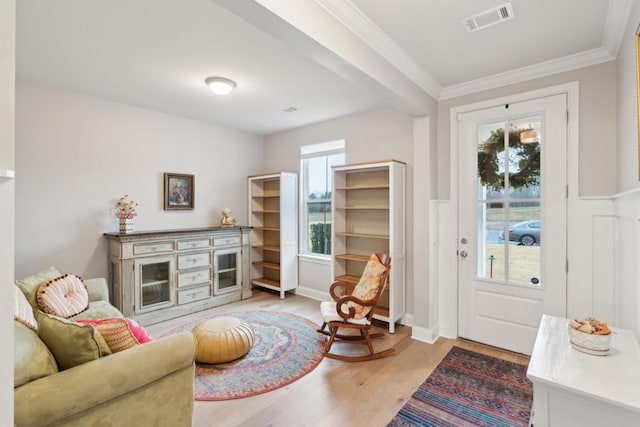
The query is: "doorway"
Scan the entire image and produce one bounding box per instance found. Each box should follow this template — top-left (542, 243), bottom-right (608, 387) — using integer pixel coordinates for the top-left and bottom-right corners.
top-left (457, 94), bottom-right (567, 355)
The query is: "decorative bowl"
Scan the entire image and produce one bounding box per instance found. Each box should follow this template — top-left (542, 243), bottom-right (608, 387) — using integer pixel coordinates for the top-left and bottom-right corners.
top-left (567, 325), bottom-right (611, 355)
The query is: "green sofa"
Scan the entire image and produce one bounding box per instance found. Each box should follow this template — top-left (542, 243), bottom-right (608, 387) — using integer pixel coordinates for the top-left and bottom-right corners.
top-left (14, 267), bottom-right (196, 427)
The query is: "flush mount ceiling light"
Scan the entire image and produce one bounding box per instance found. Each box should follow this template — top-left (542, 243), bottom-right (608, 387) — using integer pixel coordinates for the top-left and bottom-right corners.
top-left (205, 77), bottom-right (236, 95)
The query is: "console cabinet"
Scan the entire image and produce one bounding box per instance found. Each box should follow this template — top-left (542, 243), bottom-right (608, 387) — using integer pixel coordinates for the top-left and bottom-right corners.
top-left (527, 314), bottom-right (640, 427)
top-left (248, 172), bottom-right (298, 298)
top-left (331, 160), bottom-right (406, 333)
top-left (105, 227), bottom-right (251, 325)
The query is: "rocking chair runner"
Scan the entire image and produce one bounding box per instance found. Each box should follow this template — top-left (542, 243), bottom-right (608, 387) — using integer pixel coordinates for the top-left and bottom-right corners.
top-left (318, 253), bottom-right (395, 362)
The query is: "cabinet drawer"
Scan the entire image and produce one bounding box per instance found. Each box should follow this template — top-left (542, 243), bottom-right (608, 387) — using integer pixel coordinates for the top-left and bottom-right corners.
top-left (177, 238), bottom-right (211, 250)
top-left (133, 241), bottom-right (174, 255)
top-left (177, 268), bottom-right (211, 288)
top-left (178, 285), bottom-right (211, 305)
top-left (178, 252), bottom-right (210, 270)
top-left (213, 235), bottom-right (241, 247)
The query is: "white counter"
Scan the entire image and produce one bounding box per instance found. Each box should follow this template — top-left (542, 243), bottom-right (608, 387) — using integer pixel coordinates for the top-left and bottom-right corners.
top-left (526, 314), bottom-right (640, 426)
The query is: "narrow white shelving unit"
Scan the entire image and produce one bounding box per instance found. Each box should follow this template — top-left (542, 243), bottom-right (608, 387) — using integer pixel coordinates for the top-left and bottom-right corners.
top-left (331, 160), bottom-right (406, 333)
top-left (248, 172), bottom-right (298, 299)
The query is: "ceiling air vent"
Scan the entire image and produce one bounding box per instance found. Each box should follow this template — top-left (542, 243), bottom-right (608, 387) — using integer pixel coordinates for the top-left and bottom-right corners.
top-left (463, 2), bottom-right (514, 33)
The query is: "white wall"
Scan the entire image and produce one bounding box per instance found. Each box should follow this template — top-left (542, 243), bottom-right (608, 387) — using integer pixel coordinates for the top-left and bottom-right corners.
top-left (437, 61), bottom-right (618, 199)
top-left (615, 0), bottom-right (640, 337)
top-left (1, 0), bottom-right (15, 424)
top-left (263, 107), bottom-right (421, 316)
top-left (616, 1), bottom-right (640, 194)
top-left (15, 81), bottom-right (264, 280)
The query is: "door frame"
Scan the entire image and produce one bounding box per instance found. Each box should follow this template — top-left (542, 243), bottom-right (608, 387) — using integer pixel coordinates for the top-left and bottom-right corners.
top-left (439, 82), bottom-right (579, 340)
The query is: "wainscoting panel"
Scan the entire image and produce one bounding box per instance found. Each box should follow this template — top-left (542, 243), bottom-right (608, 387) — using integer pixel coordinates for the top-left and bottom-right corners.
top-left (296, 255), bottom-right (332, 302)
top-left (591, 215), bottom-right (617, 324)
top-left (613, 189), bottom-right (640, 336)
top-left (566, 198), bottom-right (614, 321)
top-left (437, 200), bottom-right (458, 339)
top-left (615, 216), bottom-right (637, 329)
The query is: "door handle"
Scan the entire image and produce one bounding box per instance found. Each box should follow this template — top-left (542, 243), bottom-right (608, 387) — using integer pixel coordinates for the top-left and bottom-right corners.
top-left (459, 250), bottom-right (468, 258)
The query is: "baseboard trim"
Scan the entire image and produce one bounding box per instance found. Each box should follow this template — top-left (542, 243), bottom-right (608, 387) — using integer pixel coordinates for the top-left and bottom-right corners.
top-left (404, 314), bottom-right (440, 343)
top-left (410, 324), bottom-right (440, 344)
top-left (295, 286), bottom-right (327, 302)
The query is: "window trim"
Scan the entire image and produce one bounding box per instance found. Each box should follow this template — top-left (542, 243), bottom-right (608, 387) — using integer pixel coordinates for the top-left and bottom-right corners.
top-left (299, 140), bottom-right (345, 258)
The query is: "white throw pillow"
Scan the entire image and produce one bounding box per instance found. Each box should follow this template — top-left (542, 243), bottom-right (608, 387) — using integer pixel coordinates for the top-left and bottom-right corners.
top-left (37, 274), bottom-right (89, 318)
top-left (14, 285), bottom-right (38, 331)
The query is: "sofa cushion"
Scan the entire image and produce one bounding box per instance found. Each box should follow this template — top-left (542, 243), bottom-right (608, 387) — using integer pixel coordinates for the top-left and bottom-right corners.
top-left (37, 312), bottom-right (112, 370)
top-left (84, 277), bottom-right (110, 302)
top-left (76, 318), bottom-right (152, 353)
top-left (14, 321), bottom-right (58, 387)
top-left (14, 284), bottom-right (38, 331)
top-left (71, 300), bottom-right (124, 320)
top-left (37, 273), bottom-right (90, 318)
top-left (16, 266), bottom-right (61, 310)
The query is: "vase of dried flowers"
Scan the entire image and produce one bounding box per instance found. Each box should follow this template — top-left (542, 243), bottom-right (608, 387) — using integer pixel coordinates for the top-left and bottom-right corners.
top-left (115, 195), bottom-right (137, 234)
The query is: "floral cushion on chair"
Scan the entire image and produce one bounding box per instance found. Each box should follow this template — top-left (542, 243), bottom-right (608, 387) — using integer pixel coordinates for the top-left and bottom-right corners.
top-left (347, 254), bottom-right (386, 319)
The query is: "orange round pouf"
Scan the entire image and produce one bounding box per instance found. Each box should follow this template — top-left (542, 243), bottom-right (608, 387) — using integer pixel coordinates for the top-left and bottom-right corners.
top-left (192, 317), bottom-right (255, 364)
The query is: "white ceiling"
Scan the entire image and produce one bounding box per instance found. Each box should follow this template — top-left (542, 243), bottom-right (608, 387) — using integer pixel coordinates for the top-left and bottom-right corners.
top-left (15, 0), bottom-right (630, 136)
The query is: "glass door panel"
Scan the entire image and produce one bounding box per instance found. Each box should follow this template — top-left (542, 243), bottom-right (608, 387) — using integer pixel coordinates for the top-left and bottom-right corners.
top-left (135, 255), bottom-right (175, 312)
top-left (218, 270), bottom-right (237, 291)
top-left (214, 248), bottom-right (241, 294)
top-left (476, 115), bottom-right (542, 286)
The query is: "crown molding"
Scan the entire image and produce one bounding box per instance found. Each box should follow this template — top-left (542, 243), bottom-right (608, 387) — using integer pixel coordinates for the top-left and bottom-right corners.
top-left (313, 0), bottom-right (442, 99)
top-left (314, 0), bottom-right (624, 102)
top-left (439, 47), bottom-right (614, 100)
top-left (602, 0), bottom-right (633, 57)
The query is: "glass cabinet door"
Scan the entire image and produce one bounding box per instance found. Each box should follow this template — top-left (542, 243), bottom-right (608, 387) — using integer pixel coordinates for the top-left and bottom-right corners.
top-left (214, 248), bottom-right (242, 294)
top-left (134, 255), bottom-right (175, 312)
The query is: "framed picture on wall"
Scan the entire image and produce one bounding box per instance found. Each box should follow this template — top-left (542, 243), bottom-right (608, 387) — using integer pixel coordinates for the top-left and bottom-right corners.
top-left (164, 173), bottom-right (194, 210)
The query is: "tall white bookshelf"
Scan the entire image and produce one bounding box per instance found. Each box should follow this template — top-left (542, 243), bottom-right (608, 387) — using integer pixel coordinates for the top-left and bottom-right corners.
top-left (248, 172), bottom-right (298, 299)
top-left (331, 160), bottom-right (406, 332)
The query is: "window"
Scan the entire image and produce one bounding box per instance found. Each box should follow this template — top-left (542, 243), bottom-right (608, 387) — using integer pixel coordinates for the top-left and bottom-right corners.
top-left (300, 140), bottom-right (345, 256)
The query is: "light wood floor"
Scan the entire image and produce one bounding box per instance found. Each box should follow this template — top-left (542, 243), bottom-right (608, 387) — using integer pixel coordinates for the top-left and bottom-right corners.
top-left (146, 289), bottom-right (530, 427)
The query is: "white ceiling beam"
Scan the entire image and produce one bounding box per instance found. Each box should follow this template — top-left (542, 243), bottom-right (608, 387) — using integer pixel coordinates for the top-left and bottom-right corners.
top-left (313, 0), bottom-right (442, 99)
top-left (212, 0), bottom-right (434, 116)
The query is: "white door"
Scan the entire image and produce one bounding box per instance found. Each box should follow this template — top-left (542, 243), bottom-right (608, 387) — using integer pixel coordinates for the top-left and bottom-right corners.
top-left (458, 94), bottom-right (567, 355)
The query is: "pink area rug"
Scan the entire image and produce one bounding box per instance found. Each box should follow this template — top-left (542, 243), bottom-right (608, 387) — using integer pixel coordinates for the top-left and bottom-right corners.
top-left (161, 310), bottom-right (326, 401)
